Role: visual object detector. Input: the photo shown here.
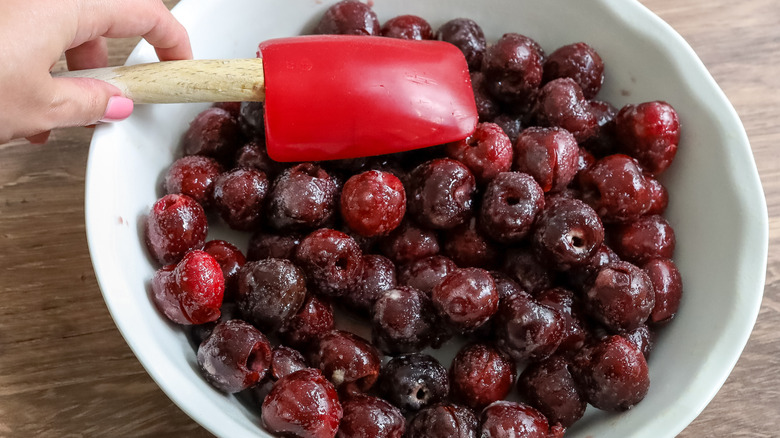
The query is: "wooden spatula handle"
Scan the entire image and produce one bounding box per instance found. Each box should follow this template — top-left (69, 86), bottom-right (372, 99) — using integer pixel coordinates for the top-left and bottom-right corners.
top-left (53, 59), bottom-right (265, 104)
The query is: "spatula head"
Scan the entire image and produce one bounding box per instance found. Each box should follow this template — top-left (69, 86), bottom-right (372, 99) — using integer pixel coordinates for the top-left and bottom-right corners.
top-left (259, 35), bottom-right (478, 162)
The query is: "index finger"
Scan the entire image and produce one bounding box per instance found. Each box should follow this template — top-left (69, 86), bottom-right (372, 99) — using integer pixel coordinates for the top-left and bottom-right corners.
top-left (71, 0), bottom-right (192, 61)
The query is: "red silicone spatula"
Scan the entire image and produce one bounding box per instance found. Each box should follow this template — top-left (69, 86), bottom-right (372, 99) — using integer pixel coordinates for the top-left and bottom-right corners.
top-left (57, 35), bottom-right (478, 162)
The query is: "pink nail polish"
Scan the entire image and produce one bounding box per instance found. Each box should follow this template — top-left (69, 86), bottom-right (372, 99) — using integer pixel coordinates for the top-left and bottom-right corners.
top-left (100, 96), bottom-right (134, 122)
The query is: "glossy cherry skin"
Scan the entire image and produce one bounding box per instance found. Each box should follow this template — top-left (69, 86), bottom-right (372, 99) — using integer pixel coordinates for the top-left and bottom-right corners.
top-left (145, 194), bottom-right (208, 265)
top-left (532, 196), bottom-right (605, 270)
top-left (186, 302), bottom-right (237, 350)
top-left (491, 113), bottom-right (524, 145)
top-left (450, 343), bottom-right (516, 410)
top-left (295, 229), bottom-right (364, 297)
top-left (398, 255), bottom-right (457, 294)
top-left (471, 72), bottom-right (501, 122)
top-left (482, 33), bottom-right (544, 104)
top-left (203, 240), bottom-right (246, 301)
top-left (626, 324), bottom-right (655, 360)
top-left (480, 401), bottom-right (562, 438)
top-left (270, 346), bottom-right (309, 380)
top-left (584, 261), bottom-right (655, 332)
top-left (443, 218), bottom-right (500, 269)
top-left (378, 353), bottom-right (450, 413)
top-left (533, 78), bottom-right (597, 142)
top-left (196, 319), bottom-right (272, 393)
top-left (313, 330), bottom-right (382, 395)
top-left (543, 42), bottom-right (604, 99)
top-left (238, 101), bottom-right (265, 140)
top-left (517, 354), bottom-right (586, 427)
top-left (236, 258), bottom-right (307, 332)
top-left (337, 394), bottom-right (405, 438)
top-left (579, 143), bottom-right (597, 167)
top-left (314, 0), bottom-right (380, 36)
top-left (262, 368), bottom-right (343, 438)
top-left (406, 403), bottom-right (479, 438)
top-left (446, 122), bottom-right (513, 184)
top-left (381, 14), bottom-right (434, 40)
top-left (340, 170), bottom-right (406, 237)
top-left (572, 335), bottom-right (650, 411)
top-left (502, 248), bottom-right (554, 295)
top-left (279, 294), bottom-right (335, 351)
top-left (164, 155), bottom-right (222, 207)
top-left (582, 100), bottom-right (619, 158)
top-left (151, 250), bottom-right (224, 325)
top-left (378, 221), bottom-right (440, 265)
top-left (437, 18), bottom-right (486, 71)
top-left (345, 254), bottom-right (396, 312)
top-left (182, 107), bottom-right (241, 164)
top-left (267, 163), bottom-right (338, 231)
top-left (407, 158), bottom-right (476, 230)
top-left (609, 214), bottom-right (676, 265)
top-left (645, 176), bottom-right (670, 215)
top-left (372, 287), bottom-right (439, 355)
top-left (535, 288), bottom-right (587, 354)
top-left (566, 243), bottom-right (622, 291)
top-left (579, 154), bottom-right (652, 223)
top-left (644, 257), bottom-right (683, 324)
top-left (234, 140), bottom-right (287, 179)
top-left (340, 226), bottom-right (377, 254)
top-left (480, 172), bottom-right (545, 243)
top-left (615, 101), bottom-right (681, 175)
top-left (490, 271), bottom-right (525, 301)
top-left (211, 168), bottom-right (269, 231)
top-left (432, 268), bottom-right (499, 332)
top-left (493, 292), bottom-right (564, 363)
top-left (513, 127), bottom-right (579, 193)
top-left (247, 231), bottom-right (302, 261)
top-left (213, 101), bottom-right (241, 119)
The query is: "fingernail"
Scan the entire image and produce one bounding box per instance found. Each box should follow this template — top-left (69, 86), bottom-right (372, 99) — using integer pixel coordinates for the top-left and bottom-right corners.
top-left (100, 96), bottom-right (134, 122)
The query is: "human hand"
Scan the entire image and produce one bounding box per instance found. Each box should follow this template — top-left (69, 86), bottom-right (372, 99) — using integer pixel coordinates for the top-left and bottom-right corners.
top-left (0, 0), bottom-right (192, 144)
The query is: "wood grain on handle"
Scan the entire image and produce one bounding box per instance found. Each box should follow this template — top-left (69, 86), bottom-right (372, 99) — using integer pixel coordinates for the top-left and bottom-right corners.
top-left (53, 59), bottom-right (265, 104)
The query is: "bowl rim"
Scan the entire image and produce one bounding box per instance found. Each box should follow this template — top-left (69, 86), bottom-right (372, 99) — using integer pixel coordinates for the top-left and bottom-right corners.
top-left (85, 0), bottom-right (768, 437)
top-left (602, 2), bottom-right (767, 436)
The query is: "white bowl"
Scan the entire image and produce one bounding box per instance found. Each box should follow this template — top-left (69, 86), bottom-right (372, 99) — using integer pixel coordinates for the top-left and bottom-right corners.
top-left (85, 0), bottom-right (768, 436)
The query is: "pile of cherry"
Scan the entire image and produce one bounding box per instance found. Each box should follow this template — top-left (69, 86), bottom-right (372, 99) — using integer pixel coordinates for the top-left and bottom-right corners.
top-left (143, 1), bottom-right (683, 437)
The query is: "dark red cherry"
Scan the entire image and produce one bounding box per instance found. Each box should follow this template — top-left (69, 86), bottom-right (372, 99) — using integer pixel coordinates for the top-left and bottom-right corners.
top-left (314, 0), bottom-right (380, 36)
top-left (493, 292), bottom-right (564, 363)
top-left (644, 257), bottom-right (683, 325)
top-left (517, 354), bottom-right (585, 428)
top-left (615, 101), bottom-right (681, 175)
top-left (372, 286), bottom-right (439, 355)
top-left (145, 194), bottom-right (207, 265)
top-left (437, 18), bottom-right (486, 71)
top-left (513, 127), bottom-right (579, 193)
top-left (197, 319), bottom-right (272, 393)
top-left (381, 14), bottom-right (434, 40)
top-left (337, 394), bottom-right (405, 438)
top-left (450, 343), bottom-right (516, 409)
top-left (406, 403), bottom-right (478, 438)
top-left (262, 368), bottom-right (343, 438)
top-left (571, 335), bottom-right (650, 411)
top-left (432, 268), bottom-right (499, 332)
top-left (480, 401), bottom-right (561, 438)
top-left (543, 42), bottom-right (604, 99)
top-left (313, 330), bottom-right (382, 394)
top-left (584, 261), bottom-right (655, 332)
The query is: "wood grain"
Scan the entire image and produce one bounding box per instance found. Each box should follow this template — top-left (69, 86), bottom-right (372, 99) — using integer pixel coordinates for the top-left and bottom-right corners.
top-left (0, 0), bottom-right (778, 437)
top-left (57, 59), bottom-right (266, 103)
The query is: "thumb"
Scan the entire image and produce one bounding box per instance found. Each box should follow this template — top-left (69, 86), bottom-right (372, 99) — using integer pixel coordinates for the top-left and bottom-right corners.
top-left (46, 77), bottom-right (134, 128)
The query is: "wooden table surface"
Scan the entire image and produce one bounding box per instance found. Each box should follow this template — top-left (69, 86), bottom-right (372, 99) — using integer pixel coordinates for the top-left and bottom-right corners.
top-left (1, 0), bottom-right (778, 436)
